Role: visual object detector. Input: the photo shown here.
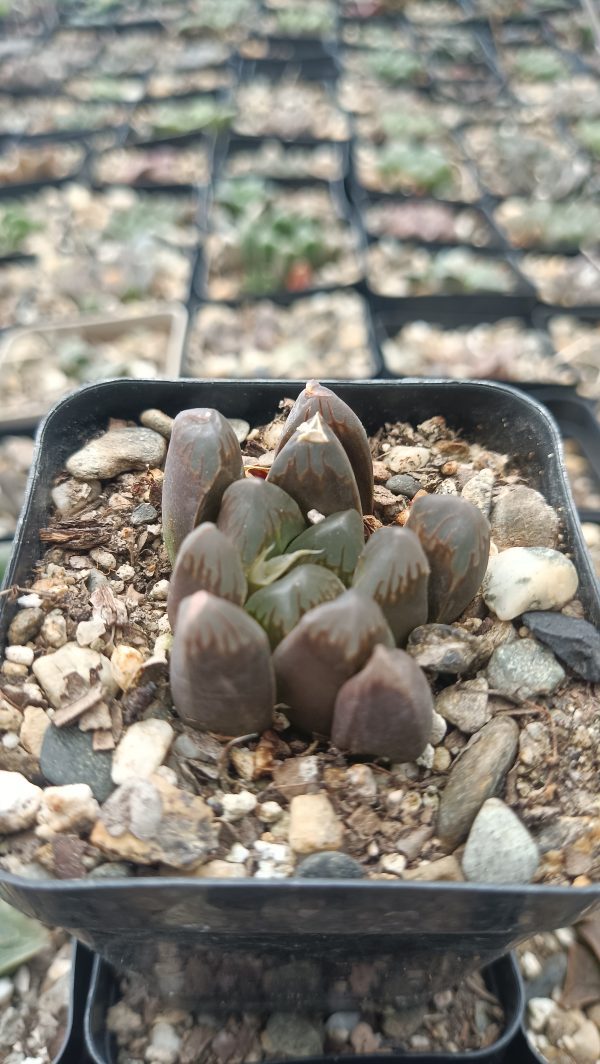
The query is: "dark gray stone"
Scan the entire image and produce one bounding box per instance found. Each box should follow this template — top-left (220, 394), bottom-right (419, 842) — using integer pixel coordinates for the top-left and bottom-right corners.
top-left (295, 851), bottom-right (365, 879)
top-left (87, 569), bottom-right (108, 593)
top-left (40, 725), bottom-right (114, 803)
top-left (522, 610), bottom-right (600, 683)
top-left (263, 1014), bottom-right (323, 1059)
top-left (386, 474), bottom-right (421, 499)
top-left (131, 503), bottom-right (158, 527)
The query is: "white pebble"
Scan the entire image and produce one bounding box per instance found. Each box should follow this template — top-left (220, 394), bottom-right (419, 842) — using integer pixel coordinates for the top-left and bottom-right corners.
top-left (76, 618), bottom-right (106, 647)
top-left (116, 564), bottom-right (136, 580)
top-left (14, 966), bottom-right (30, 995)
top-left (221, 790), bottom-right (257, 822)
top-left (555, 927), bottom-right (576, 948)
top-left (416, 744), bottom-right (434, 769)
top-left (111, 644), bottom-right (145, 691)
top-left (227, 843), bottom-right (250, 864)
top-left (36, 784), bottom-right (99, 839)
top-left (528, 997), bottom-right (556, 1033)
top-left (380, 853), bottom-right (407, 876)
top-left (2, 732), bottom-right (19, 749)
top-left (257, 801), bottom-right (283, 824)
top-left (254, 840), bottom-right (290, 863)
top-left (0, 771), bottom-right (43, 832)
top-left (5, 646), bottom-right (34, 666)
top-left (430, 710), bottom-right (447, 746)
top-left (17, 594), bottom-right (43, 608)
top-left (0, 978), bottom-right (13, 1006)
top-left (112, 720), bottom-right (174, 785)
top-left (483, 547), bottom-right (578, 620)
top-left (521, 950), bottom-right (542, 981)
top-left (149, 579), bottom-right (170, 601)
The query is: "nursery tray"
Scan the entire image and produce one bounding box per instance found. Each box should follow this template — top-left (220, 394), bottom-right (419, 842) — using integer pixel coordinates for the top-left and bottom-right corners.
top-left (0, 378), bottom-right (598, 1007)
top-left (0, 306), bottom-right (188, 431)
top-left (84, 950), bottom-right (523, 1064)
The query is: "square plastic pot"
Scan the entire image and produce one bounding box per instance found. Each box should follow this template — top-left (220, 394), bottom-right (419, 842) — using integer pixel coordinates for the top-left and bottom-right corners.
top-left (0, 379), bottom-right (599, 1008)
top-left (84, 950), bottom-right (524, 1063)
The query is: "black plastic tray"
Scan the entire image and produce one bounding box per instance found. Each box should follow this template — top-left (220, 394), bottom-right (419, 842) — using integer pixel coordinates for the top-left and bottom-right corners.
top-left (0, 378), bottom-right (598, 1004)
top-left (84, 951), bottom-right (524, 1064)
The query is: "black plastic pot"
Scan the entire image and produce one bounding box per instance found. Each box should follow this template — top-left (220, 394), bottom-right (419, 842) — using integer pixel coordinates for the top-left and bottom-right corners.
top-left (84, 950), bottom-right (523, 1064)
top-left (0, 378), bottom-right (598, 1003)
top-left (53, 940), bottom-right (95, 1064)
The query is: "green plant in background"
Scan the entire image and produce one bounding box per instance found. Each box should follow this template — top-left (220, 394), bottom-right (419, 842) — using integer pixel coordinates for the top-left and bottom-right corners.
top-left (163, 381), bottom-right (490, 760)
top-left (428, 247), bottom-right (514, 294)
top-left (380, 109), bottom-right (444, 141)
top-left (511, 47), bottom-right (568, 81)
top-left (574, 119), bottom-right (600, 159)
top-left (143, 99), bottom-right (235, 137)
top-left (375, 140), bottom-right (455, 196)
top-left (180, 0), bottom-right (254, 36)
top-left (274, 5), bottom-right (335, 36)
top-left (498, 199), bottom-right (600, 251)
top-left (367, 49), bottom-right (425, 84)
top-left (0, 205), bottom-right (40, 258)
top-left (104, 197), bottom-right (191, 243)
top-left (0, 899), bottom-right (50, 977)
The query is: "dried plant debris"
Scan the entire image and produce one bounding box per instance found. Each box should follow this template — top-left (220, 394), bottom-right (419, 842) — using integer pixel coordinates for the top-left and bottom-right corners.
top-left (381, 320), bottom-right (575, 385)
top-left (186, 293), bottom-right (374, 379)
top-left (518, 919), bottom-right (600, 1064)
top-left (0, 389), bottom-right (598, 890)
top-left (104, 963), bottom-right (504, 1061)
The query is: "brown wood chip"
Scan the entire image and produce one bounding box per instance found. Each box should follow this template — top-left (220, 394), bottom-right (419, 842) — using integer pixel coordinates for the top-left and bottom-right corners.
top-left (53, 684), bottom-right (104, 728)
top-left (93, 729), bottom-right (116, 751)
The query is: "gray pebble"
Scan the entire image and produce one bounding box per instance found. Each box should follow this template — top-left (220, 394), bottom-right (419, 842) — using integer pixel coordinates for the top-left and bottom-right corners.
top-left (325, 1012), bottom-right (360, 1046)
top-left (87, 569), bottom-right (108, 592)
top-left (88, 861), bottom-right (134, 879)
top-left (461, 469), bottom-right (494, 517)
top-left (462, 798), bottom-right (540, 884)
top-left (51, 477), bottom-right (101, 518)
top-left (263, 1014), bottom-right (323, 1059)
top-left (386, 474), bottom-right (421, 499)
top-left (490, 485), bottom-right (559, 550)
top-left (407, 624), bottom-right (481, 674)
top-left (295, 851), bottom-right (365, 879)
top-left (40, 725), bottom-right (114, 803)
top-left (140, 409), bottom-right (173, 439)
top-left (228, 418), bottom-right (250, 444)
top-left (8, 607), bottom-right (44, 646)
top-left (435, 677), bottom-right (491, 734)
top-left (487, 639), bottom-right (565, 701)
top-left (66, 428), bottom-right (167, 481)
top-left (130, 503), bottom-right (158, 527)
top-left (522, 610), bottom-right (600, 683)
top-left (524, 952), bottom-right (568, 1003)
top-left (437, 715), bottom-right (519, 848)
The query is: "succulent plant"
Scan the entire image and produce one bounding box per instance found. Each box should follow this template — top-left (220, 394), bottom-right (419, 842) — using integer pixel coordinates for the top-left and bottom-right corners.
top-left (406, 494), bottom-right (490, 624)
top-left (267, 413), bottom-right (362, 519)
top-left (352, 526), bottom-right (430, 645)
top-left (332, 645), bottom-right (434, 762)
top-left (272, 589), bottom-right (394, 735)
top-left (164, 383), bottom-right (492, 754)
top-left (162, 408), bottom-right (243, 563)
top-left (246, 564), bottom-right (345, 649)
top-left (216, 477), bottom-right (306, 571)
top-left (286, 509), bottom-right (365, 586)
top-left (275, 381), bottom-right (374, 513)
top-left (170, 590), bottom-right (275, 735)
top-left (167, 522), bottom-right (247, 631)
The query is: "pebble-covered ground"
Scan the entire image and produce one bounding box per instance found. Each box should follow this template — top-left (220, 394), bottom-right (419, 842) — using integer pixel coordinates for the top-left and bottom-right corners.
top-left (0, 929), bottom-right (71, 1064)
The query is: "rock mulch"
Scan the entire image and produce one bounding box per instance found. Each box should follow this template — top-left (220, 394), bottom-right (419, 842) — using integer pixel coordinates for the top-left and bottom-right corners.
top-left (519, 915), bottom-right (600, 1064)
top-left (105, 962), bottom-right (504, 1062)
top-left (0, 400), bottom-right (598, 887)
top-left (0, 929), bottom-right (71, 1064)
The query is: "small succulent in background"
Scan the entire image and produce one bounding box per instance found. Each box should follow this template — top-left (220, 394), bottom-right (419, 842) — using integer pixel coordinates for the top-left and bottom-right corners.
top-left (406, 494), bottom-right (491, 624)
top-left (163, 382), bottom-right (492, 752)
top-left (162, 408), bottom-right (243, 563)
top-left (332, 645), bottom-right (434, 762)
top-left (352, 526), bottom-right (430, 645)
